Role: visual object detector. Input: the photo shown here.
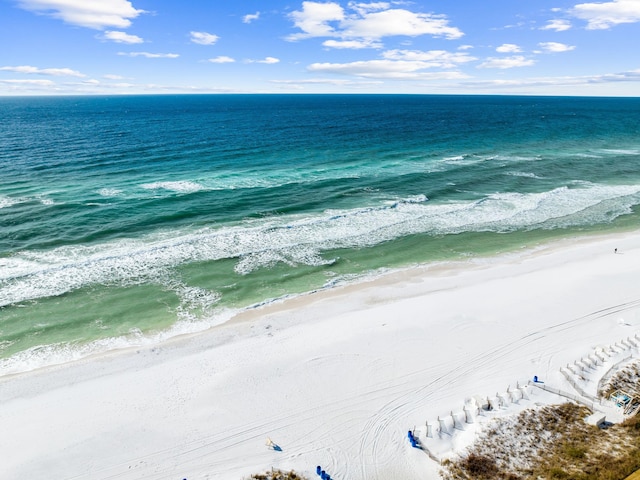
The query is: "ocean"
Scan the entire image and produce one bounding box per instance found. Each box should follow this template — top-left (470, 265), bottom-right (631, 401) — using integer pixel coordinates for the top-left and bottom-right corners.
top-left (1, 94), bottom-right (640, 376)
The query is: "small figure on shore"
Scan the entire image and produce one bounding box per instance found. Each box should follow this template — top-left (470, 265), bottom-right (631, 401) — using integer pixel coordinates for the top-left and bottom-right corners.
top-left (615, 248), bottom-right (618, 254)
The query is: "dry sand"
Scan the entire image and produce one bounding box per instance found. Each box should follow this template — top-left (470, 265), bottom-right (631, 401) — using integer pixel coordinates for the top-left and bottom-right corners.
top-left (2, 232), bottom-right (640, 480)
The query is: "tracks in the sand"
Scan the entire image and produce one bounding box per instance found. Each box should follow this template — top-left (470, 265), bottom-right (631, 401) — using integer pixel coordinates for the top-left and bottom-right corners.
top-left (65, 296), bottom-right (640, 480)
top-left (356, 296), bottom-right (640, 479)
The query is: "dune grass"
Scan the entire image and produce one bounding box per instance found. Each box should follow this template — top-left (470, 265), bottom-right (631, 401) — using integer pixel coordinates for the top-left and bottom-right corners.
top-left (441, 403), bottom-right (640, 480)
top-left (246, 469), bottom-right (309, 480)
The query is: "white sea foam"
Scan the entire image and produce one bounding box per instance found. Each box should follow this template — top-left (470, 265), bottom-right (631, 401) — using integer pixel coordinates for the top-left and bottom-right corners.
top-left (0, 196), bottom-right (20, 209)
top-left (0, 340), bottom-right (16, 352)
top-left (2, 183), bottom-right (640, 306)
top-left (235, 245), bottom-right (335, 275)
top-left (441, 154), bottom-right (498, 166)
top-left (574, 153), bottom-right (603, 159)
top-left (168, 281), bottom-right (221, 321)
top-left (394, 194), bottom-right (428, 204)
top-left (141, 181), bottom-right (207, 193)
top-left (97, 188), bottom-right (123, 197)
top-left (600, 149), bottom-right (640, 156)
top-left (0, 308), bottom-right (237, 376)
top-left (505, 171), bottom-right (542, 179)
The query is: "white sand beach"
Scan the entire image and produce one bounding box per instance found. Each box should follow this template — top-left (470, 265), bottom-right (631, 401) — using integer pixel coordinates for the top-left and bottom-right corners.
top-left (2, 232), bottom-right (640, 480)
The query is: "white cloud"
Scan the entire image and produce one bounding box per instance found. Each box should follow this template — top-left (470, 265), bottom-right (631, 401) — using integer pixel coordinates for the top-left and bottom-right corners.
top-left (496, 44), bottom-right (522, 53)
top-left (348, 2), bottom-right (390, 16)
top-left (382, 49), bottom-right (476, 68)
top-left (478, 56), bottom-right (535, 69)
top-left (342, 9), bottom-right (464, 40)
top-left (322, 39), bottom-right (382, 49)
top-left (0, 79), bottom-right (55, 86)
top-left (538, 42), bottom-right (576, 52)
top-left (300, 46), bottom-right (473, 81)
top-left (16, 0), bottom-right (144, 29)
top-left (208, 56), bottom-right (235, 64)
top-left (103, 74), bottom-right (124, 79)
top-left (464, 69), bottom-right (640, 89)
top-left (499, 21), bottom-right (526, 30)
top-left (0, 65), bottom-right (85, 77)
top-left (269, 77), bottom-right (386, 91)
top-left (102, 30), bottom-right (143, 43)
top-left (190, 31), bottom-right (219, 45)
top-left (272, 78), bottom-right (382, 86)
top-left (287, 1), bottom-right (463, 42)
top-left (243, 11), bottom-right (260, 24)
top-left (288, 1), bottom-right (345, 39)
top-left (307, 59), bottom-right (469, 80)
top-left (246, 57), bottom-right (280, 64)
top-left (118, 52), bottom-right (179, 58)
top-left (572, 0), bottom-right (640, 29)
top-left (458, 45), bottom-right (474, 50)
top-left (541, 19), bottom-right (572, 31)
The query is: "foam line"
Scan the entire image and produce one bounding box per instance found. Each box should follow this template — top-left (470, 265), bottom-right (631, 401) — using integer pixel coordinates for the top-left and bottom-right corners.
top-left (1, 182), bottom-right (639, 307)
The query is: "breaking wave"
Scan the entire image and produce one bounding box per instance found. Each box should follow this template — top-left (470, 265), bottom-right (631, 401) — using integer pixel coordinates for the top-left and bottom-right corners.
top-left (2, 183), bottom-right (640, 307)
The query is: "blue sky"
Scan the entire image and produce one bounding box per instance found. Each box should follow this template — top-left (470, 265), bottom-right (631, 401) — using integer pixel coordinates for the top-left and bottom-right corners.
top-left (1, 0), bottom-right (639, 96)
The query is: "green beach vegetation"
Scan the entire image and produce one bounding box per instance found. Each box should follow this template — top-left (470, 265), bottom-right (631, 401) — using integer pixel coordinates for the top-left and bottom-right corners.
top-left (442, 402), bottom-right (640, 479)
top-left (442, 359), bottom-right (640, 480)
top-left (246, 469), bottom-right (309, 480)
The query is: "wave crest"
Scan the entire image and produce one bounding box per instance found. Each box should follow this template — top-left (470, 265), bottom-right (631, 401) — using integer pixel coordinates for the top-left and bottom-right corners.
top-left (2, 185), bottom-right (640, 307)
top-left (141, 181), bottom-right (207, 193)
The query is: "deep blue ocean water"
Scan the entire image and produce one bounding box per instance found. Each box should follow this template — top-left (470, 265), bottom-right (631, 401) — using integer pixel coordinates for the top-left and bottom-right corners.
top-left (1, 94), bottom-right (640, 374)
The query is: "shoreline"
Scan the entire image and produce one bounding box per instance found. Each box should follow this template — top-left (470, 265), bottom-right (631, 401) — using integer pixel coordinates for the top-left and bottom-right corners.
top-left (227, 227), bottom-right (631, 325)
top-left (0, 227), bottom-right (632, 381)
top-left (2, 229), bottom-right (640, 479)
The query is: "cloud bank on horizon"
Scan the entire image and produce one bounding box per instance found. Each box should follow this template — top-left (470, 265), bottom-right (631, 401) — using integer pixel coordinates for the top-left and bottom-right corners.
top-left (1, 0), bottom-right (639, 95)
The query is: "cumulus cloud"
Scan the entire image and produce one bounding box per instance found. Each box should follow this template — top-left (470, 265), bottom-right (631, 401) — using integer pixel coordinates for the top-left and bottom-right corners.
top-left (342, 8), bottom-right (463, 40)
top-left (287, 1), bottom-right (463, 44)
top-left (118, 52), bottom-right (179, 58)
top-left (538, 42), bottom-right (576, 52)
top-left (102, 30), bottom-right (143, 43)
top-left (0, 65), bottom-right (85, 77)
top-left (541, 19), bottom-right (572, 31)
top-left (190, 31), bottom-right (219, 45)
top-left (16, 0), bottom-right (144, 29)
top-left (288, 1), bottom-right (345, 39)
top-left (571, 0), bottom-right (640, 29)
top-left (348, 2), bottom-right (391, 16)
top-left (478, 56), bottom-right (535, 69)
top-left (243, 11), bottom-right (260, 23)
top-left (496, 44), bottom-right (522, 53)
top-left (208, 56), bottom-right (235, 63)
top-left (103, 74), bottom-right (124, 79)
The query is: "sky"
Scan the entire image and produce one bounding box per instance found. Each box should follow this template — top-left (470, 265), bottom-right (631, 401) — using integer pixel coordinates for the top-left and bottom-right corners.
top-left (1, 0), bottom-right (640, 96)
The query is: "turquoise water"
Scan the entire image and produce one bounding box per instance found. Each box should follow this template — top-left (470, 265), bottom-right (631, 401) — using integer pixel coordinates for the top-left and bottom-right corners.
top-left (2, 94), bottom-right (640, 374)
